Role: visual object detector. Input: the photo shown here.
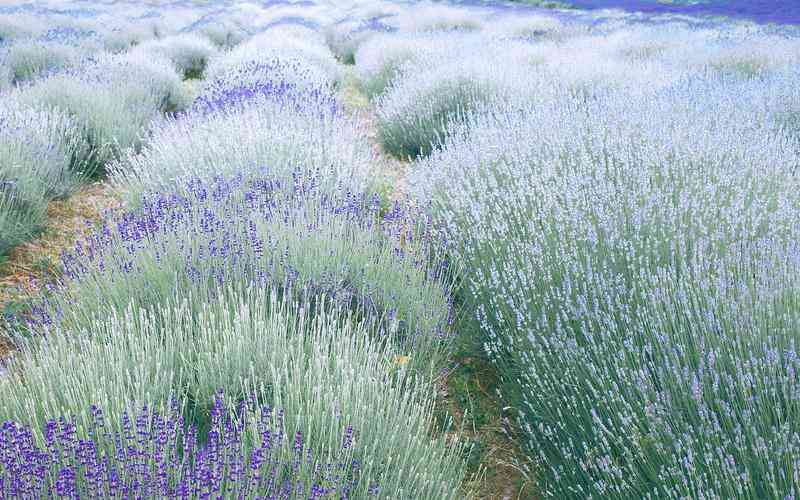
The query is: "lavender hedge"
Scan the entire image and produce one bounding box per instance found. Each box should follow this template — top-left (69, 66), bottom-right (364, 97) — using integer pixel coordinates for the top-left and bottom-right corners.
top-left (36, 174), bottom-right (453, 368)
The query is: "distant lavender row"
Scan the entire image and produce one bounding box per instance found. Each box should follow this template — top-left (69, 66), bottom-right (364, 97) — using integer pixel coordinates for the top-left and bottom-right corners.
top-left (353, 0), bottom-right (800, 159)
top-left (559, 0), bottom-right (800, 25)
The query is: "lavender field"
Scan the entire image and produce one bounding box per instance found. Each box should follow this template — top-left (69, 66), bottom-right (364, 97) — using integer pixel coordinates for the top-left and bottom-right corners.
top-left (0, 0), bottom-right (799, 498)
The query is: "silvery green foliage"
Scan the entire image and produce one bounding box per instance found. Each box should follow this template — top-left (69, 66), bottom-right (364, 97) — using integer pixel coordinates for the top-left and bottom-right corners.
top-left (0, 285), bottom-right (466, 498)
top-left (0, 99), bottom-right (88, 255)
top-left (411, 70), bottom-right (800, 496)
top-left (336, 0), bottom-right (403, 20)
top-left (0, 39), bottom-right (81, 87)
top-left (678, 29), bottom-right (800, 78)
top-left (355, 31), bottom-right (473, 99)
top-left (485, 13), bottom-right (574, 40)
top-left (132, 33), bottom-right (217, 79)
top-left (112, 94), bottom-right (375, 202)
top-left (324, 20), bottom-right (378, 65)
top-left (87, 50), bottom-right (190, 112)
top-left (0, 14), bottom-right (47, 43)
top-left (0, 302), bottom-right (188, 443)
top-left (375, 40), bottom-right (549, 158)
top-left (100, 22), bottom-right (162, 53)
top-left (541, 24), bottom-right (800, 89)
top-left (194, 19), bottom-right (250, 50)
top-left (374, 19), bottom-right (800, 163)
top-left (205, 25), bottom-right (341, 89)
top-left (520, 30), bottom-right (686, 95)
top-left (0, 195), bottom-right (34, 258)
top-left (16, 51), bottom-right (188, 171)
top-left (387, 1), bottom-right (485, 33)
top-left (16, 74), bottom-right (146, 170)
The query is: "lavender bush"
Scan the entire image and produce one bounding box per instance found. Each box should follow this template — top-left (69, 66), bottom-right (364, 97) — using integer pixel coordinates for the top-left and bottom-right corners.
top-left (194, 59), bottom-right (337, 115)
top-left (112, 92), bottom-right (375, 203)
top-left (42, 175), bottom-right (453, 371)
top-left (204, 26), bottom-right (341, 92)
top-left (355, 31), bottom-right (475, 99)
top-left (2, 265), bottom-right (463, 498)
top-left (132, 33), bottom-right (216, 79)
top-left (0, 99), bottom-right (89, 255)
top-left (375, 40), bottom-right (550, 158)
top-left (387, 2), bottom-right (485, 33)
top-left (193, 19), bottom-right (250, 50)
top-left (99, 21), bottom-right (162, 54)
top-left (0, 39), bottom-right (82, 87)
top-left (15, 51), bottom-right (189, 173)
top-left (324, 20), bottom-right (382, 65)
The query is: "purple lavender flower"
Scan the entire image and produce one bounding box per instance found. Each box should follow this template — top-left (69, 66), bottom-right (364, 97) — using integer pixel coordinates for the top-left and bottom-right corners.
top-left (189, 60), bottom-right (338, 117)
top-left (0, 392), bottom-right (372, 498)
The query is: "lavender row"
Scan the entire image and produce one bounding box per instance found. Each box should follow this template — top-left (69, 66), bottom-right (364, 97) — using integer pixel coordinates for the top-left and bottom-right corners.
top-left (411, 62), bottom-right (800, 496)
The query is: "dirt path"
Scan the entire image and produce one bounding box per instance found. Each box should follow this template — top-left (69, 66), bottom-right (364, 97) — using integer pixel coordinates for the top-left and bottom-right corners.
top-left (337, 67), bottom-right (535, 500)
top-left (0, 182), bottom-right (122, 356)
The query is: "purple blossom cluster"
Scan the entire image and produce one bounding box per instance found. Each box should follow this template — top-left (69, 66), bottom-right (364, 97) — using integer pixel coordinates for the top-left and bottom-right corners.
top-left (36, 173), bottom-right (452, 353)
top-left (38, 26), bottom-right (97, 44)
top-left (0, 392), bottom-right (369, 498)
top-left (59, 174), bottom-right (399, 281)
top-left (192, 60), bottom-right (338, 117)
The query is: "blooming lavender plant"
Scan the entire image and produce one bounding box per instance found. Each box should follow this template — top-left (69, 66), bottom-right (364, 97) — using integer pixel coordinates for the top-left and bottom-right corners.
top-left (192, 59), bottom-right (337, 116)
top-left (0, 392), bottom-right (369, 498)
top-left (204, 25), bottom-right (341, 92)
top-left (1, 278), bottom-right (465, 498)
top-left (45, 174), bottom-right (453, 369)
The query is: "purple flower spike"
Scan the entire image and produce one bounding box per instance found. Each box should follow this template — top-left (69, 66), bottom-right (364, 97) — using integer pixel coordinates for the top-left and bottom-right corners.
top-left (0, 393), bottom-right (370, 497)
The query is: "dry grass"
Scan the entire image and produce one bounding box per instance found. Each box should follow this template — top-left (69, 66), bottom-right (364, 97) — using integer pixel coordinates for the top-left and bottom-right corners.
top-left (441, 352), bottom-right (537, 500)
top-left (339, 68), bottom-right (408, 201)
